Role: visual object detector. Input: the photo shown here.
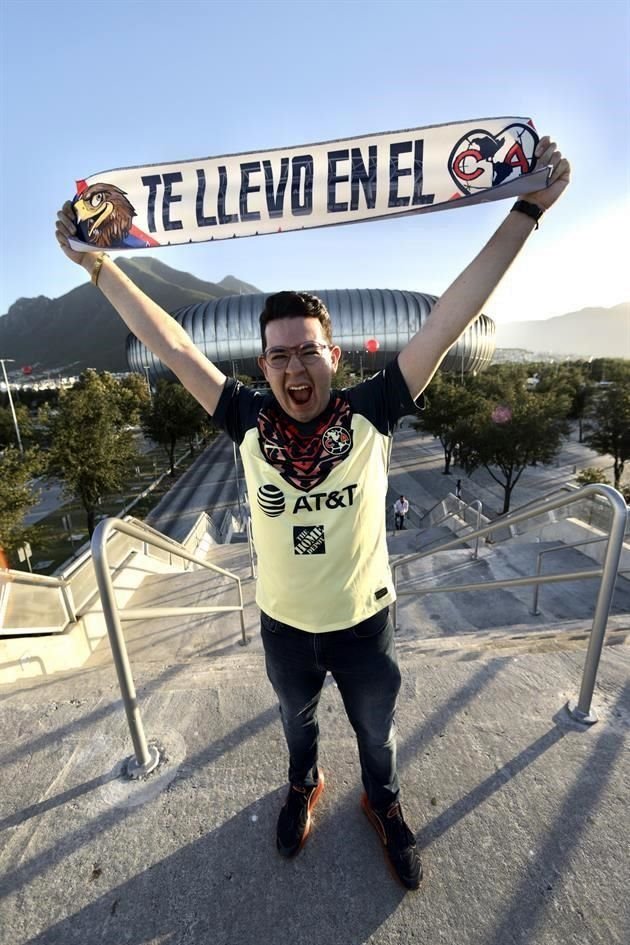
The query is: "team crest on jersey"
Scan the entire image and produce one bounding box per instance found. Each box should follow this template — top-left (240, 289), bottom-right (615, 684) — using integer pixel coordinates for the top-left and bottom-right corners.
top-left (258, 395), bottom-right (354, 491)
top-left (322, 425), bottom-right (352, 456)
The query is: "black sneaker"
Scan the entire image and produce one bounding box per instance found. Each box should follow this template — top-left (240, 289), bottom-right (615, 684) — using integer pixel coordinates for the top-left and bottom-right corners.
top-left (276, 769), bottom-right (325, 857)
top-left (361, 794), bottom-right (423, 889)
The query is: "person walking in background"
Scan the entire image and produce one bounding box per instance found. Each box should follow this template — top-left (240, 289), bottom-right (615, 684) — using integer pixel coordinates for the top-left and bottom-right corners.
top-left (455, 479), bottom-right (462, 499)
top-left (394, 495), bottom-right (409, 530)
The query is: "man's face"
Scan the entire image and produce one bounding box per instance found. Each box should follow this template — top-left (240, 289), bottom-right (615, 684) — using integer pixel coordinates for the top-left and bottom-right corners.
top-left (258, 316), bottom-right (341, 422)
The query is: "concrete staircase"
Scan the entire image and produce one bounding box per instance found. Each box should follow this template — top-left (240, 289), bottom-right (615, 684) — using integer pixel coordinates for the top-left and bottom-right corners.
top-left (1, 531), bottom-right (629, 945)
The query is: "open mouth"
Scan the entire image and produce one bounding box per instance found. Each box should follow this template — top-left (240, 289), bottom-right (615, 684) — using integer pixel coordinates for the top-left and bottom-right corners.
top-left (287, 384), bottom-right (312, 406)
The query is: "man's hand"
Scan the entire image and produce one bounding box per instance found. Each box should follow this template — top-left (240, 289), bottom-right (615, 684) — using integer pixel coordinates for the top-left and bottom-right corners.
top-left (55, 201), bottom-right (87, 268)
top-left (525, 135), bottom-right (571, 212)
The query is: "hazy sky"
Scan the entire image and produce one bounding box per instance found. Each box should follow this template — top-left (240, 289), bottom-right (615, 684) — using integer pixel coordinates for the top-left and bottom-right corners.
top-left (1, 0), bottom-right (629, 324)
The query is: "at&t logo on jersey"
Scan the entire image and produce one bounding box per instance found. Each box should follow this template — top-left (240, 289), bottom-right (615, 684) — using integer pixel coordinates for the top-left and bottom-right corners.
top-left (257, 483), bottom-right (285, 517)
top-left (256, 482), bottom-right (358, 517)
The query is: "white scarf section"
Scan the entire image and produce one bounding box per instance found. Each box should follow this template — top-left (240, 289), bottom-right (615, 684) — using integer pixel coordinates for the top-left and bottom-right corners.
top-left (69, 117), bottom-right (548, 253)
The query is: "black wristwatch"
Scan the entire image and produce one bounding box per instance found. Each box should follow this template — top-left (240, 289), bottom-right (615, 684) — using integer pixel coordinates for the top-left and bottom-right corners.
top-left (511, 199), bottom-right (544, 229)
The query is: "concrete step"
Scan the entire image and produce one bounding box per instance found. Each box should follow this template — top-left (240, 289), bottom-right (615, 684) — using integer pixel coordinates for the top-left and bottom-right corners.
top-left (394, 543), bottom-right (630, 635)
top-left (1, 644), bottom-right (628, 945)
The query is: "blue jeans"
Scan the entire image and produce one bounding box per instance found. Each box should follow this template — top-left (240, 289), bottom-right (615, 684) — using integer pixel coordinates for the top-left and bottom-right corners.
top-left (261, 607), bottom-right (401, 810)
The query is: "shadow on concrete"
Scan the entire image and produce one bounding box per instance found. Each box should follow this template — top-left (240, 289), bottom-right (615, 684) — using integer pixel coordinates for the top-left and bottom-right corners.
top-left (398, 658), bottom-right (507, 769)
top-left (21, 790), bottom-right (407, 945)
top-left (0, 769), bottom-right (118, 833)
top-left (6, 662), bottom-right (506, 945)
top-left (3, 701), bottom-right (283, 909)
top-left (416, 721), bottom-right (569, 850)
top-left (481, 681), bottom-right (630, 945)
top-left (0, 629), bottom-right (255, 767)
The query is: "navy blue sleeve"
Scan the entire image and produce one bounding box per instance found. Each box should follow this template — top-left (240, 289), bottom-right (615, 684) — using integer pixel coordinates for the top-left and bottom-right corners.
top-left (212, 378), bottom-right (268, 445)
top-left (346, 357), bottom-right (424, 435)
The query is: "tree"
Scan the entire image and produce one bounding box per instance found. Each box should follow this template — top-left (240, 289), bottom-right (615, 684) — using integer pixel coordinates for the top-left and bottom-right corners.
top-left (334, 358), bottom-right (360, 389)
top-left (142, 380), bottom-right (208, 474)
top-left (569, 381), bottom-right (597, 443)
top-left (0, 448), bottom-right (43, 562)
top-left (413, 372), bottom-right (477, 474)
top-left (455, 388), bottom-right (570, 514)
top-left (583, 384), bottom-right (630, 490)
top-left (118, 372), bottom-right (151, 424)
top-left (43, 370), bottom-right (140, 536)
top-left (589, 359), bottom-right (630, 385)
top-left (575, 467), bottom-right (609, 487)
top-left (0, 404), bottom-right (33, 448)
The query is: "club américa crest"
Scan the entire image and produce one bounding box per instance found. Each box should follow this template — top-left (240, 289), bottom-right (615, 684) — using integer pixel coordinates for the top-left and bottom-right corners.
top-left (321, 425), bottom-right (352, 456)
top-left (448, 122), bottom-right (539, 196)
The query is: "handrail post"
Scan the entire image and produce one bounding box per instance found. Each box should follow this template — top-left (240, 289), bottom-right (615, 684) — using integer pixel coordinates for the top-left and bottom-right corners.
top-left (60, 583), bottom-right (77, 624)
top-left (237, 578), bottom-right (249, 646)
top-left (92, 519), bottom-right (160, 778)
top-left (531, 552), bottom-right (544, 615)
top-left (568, 487), bottom-right (628, 724)
top-left (246, 516), bottom-right (257, 579)
top-left (470, 500), bottom-right (482, 559)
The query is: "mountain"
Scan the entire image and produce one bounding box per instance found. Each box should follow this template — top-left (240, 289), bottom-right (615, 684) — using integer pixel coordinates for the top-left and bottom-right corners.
top-left (217, 274), bottom-right (262, 296)
top-left (0, 258), bottom-right (261, 375)
top-left (2, 260), bottom-right (627, 376)
top-left (494, 303), bottom-right (629, 358)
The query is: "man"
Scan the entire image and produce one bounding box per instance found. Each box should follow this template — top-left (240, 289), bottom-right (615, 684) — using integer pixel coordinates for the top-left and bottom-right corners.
top-left (394, 495), bottom-right (409, 530)
top-left (55, 136), bottom-right (570, 889)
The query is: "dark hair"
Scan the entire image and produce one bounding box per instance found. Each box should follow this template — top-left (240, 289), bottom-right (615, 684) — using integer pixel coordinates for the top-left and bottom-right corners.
top-left (260, 291), bottom-right (333, 349)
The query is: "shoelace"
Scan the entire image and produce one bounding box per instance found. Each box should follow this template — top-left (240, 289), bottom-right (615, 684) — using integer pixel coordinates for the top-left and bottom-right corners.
top-left (384, 803), bottom-right (414, 847)
top-left (284, 785), bottom-right (310, 826)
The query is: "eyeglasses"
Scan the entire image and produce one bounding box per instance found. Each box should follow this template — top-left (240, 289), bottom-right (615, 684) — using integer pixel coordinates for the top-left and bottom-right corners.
top-left (262, 341), bottom-right (332, 369)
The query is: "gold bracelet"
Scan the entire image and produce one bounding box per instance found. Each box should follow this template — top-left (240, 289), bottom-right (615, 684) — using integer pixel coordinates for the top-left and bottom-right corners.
top-left (91, 252), bottom-right (106, 287)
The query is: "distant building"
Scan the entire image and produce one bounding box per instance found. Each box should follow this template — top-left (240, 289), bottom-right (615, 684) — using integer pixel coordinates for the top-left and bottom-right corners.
top-left (127, 289), bottom-right (495, 382)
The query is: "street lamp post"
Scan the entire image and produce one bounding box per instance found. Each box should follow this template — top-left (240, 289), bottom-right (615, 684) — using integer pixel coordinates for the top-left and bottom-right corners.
top-left (142, 364), bottom-right (152, 401)
top-left (0, 358), bottom-right (24, 453)
top-left (231, 363), bottom-right (244, 523)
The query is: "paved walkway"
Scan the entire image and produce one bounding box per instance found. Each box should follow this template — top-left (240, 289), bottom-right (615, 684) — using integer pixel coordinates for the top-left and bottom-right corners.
top-left (388, 422), bottom-right (621, 520)
top-left (1, 599), bottom-right (628, 945)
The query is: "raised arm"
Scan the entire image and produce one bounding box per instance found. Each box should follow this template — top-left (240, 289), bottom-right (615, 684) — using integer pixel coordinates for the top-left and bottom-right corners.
top-left (398, 136), bottom-right (571, 400)
top-left (55, 202), bottom-right (228, 416)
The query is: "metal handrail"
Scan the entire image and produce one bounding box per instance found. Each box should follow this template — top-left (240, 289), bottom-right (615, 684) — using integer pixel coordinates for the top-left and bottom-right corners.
top-left (531, 537), bottom-right (608, 615)
top-left (392, 483), bottom-right (628, 725)
top-left (417, 492), bottom-right (456, 524)
top-left (92, 516), bottom-right (248, 777)
top-left (423, 499), bottom-right (483, 559)
top-left (0, 568), bottom-right (77, 629)
top-left (126, 515), bottom-right (197, 566)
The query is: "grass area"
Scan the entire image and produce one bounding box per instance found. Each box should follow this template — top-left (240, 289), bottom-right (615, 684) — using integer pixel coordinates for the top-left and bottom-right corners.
top-left (19, 437), bottom-right (212, 576)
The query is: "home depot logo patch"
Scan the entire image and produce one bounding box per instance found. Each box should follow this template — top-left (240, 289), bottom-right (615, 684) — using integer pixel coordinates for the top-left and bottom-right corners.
top-left (293, 525), bottom-right (326, 555)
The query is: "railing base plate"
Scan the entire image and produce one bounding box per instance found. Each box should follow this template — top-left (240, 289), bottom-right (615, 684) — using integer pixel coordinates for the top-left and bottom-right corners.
top-left (125, 744), bottom-right (161, 779)
top-left (566, 699), bottom-right (598, 725)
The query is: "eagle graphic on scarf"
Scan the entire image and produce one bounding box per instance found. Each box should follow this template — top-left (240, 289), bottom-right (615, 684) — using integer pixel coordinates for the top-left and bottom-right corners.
top-left (73, 183), bottom-right (155, 249)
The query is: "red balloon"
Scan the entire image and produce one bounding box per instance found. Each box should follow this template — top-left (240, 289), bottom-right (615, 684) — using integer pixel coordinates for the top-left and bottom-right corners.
top-left (365, 338), bottom-right (379, 353)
